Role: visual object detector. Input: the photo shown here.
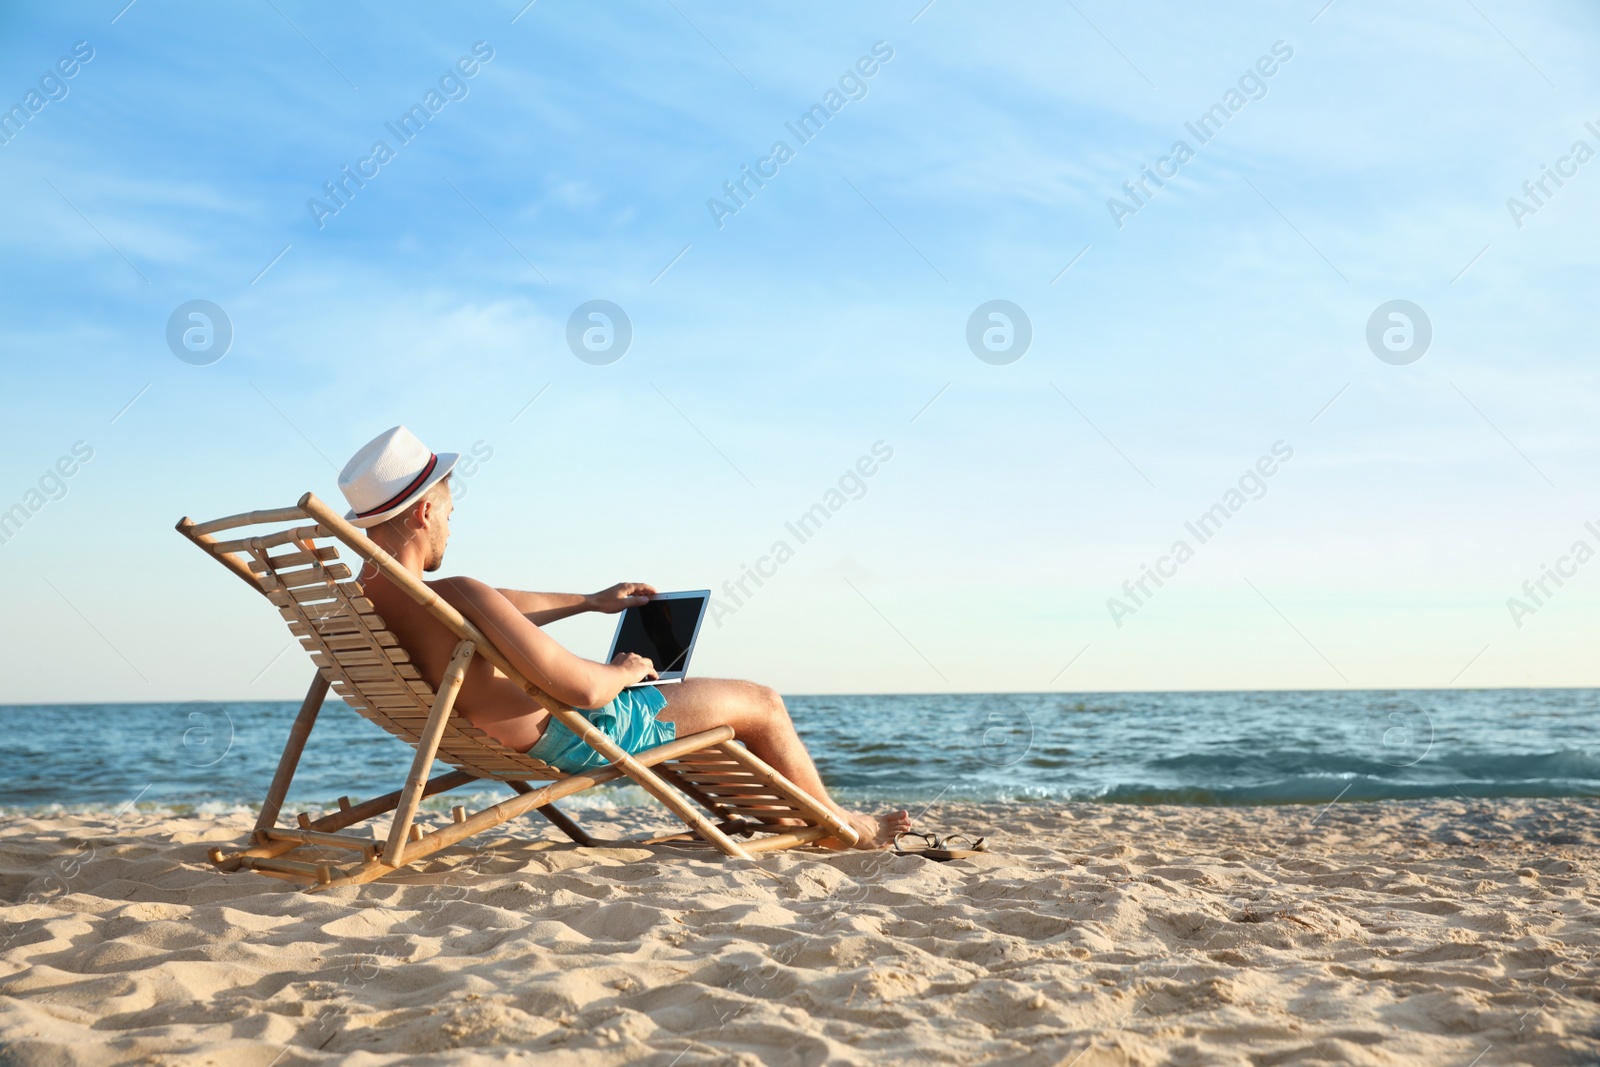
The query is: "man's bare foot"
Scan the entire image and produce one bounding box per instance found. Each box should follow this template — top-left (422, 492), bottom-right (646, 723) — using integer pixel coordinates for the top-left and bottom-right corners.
top-left (821, 809), bottom-right (912, 850)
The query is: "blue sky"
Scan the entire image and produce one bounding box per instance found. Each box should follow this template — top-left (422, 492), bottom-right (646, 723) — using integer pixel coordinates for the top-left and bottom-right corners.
top-left (1, 0), bottom-right (1597, 702)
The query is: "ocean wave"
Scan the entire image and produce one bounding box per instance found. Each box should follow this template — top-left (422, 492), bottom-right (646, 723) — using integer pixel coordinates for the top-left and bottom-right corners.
top-left (1141, 747), bottom-right (1600, 777)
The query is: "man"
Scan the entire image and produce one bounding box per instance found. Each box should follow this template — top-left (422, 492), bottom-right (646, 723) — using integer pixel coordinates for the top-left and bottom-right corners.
top-left (337, 426), bottom-right (911, 849)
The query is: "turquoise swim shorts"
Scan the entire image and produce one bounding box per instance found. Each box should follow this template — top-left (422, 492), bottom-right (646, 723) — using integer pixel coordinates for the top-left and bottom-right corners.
top-left (526, 685), bottom-right (677, 772)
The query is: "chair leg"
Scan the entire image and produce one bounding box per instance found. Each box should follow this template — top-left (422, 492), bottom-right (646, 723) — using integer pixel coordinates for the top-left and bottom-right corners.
top-left (313, 763), bottom-right (634, 892)
top-left (253, 672), bottom-right (330, 838)
top-left (381, 639), bottom-right (476, 867)
top-left (541, 804), bottom-right (595, 845)
top-left (213, 769), bottom-right (481, 872)
top-left (505, 781), bottom-right (594, 845)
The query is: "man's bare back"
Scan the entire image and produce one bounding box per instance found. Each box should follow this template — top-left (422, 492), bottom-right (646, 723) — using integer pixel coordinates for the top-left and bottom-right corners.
top-left (363, 572), bottom-right (652, 752)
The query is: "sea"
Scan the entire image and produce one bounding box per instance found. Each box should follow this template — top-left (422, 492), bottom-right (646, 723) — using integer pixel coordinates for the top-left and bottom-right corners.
top-left (2, 689), bottom-right (1596, 816)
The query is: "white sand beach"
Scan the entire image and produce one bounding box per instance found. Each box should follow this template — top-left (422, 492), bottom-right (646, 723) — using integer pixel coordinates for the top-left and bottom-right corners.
top-left (1, 798), bottom-right (1596, 1066)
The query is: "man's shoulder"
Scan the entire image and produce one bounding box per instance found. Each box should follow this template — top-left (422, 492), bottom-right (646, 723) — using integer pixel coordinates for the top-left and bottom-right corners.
top-left (425, 573), bottom-right (491, 590)
top-left (425, 574), bottom-right (501, 605)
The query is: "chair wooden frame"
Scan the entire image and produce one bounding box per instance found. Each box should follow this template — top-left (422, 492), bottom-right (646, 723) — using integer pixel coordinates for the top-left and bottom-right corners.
top-left (177, 492), bottom-right (857, 891)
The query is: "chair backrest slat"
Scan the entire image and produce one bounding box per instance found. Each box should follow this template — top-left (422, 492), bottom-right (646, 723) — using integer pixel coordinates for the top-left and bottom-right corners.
top-left (273, 564), bottom-right (354, 589)
top-left (188, 505), bottom-right (311, 537)
top-left (248, 547), bottom-right (339, 572)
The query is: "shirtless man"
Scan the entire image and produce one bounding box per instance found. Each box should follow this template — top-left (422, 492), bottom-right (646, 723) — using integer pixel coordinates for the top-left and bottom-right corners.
top-left (337, 426), bottom-right (911, 849)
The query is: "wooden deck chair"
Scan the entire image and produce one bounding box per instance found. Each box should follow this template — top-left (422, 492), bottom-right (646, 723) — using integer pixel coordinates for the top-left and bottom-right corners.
top-left (176, 492), bottom-right (858, 891)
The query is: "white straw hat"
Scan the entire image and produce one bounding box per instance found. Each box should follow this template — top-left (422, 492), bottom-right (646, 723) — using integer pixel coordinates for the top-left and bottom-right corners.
top-left (338, 426), bottom-right (459, 528)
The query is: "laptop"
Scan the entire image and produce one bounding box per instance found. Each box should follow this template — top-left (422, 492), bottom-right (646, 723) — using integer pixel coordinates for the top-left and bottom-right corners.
top-left (607, 589), bottom-right (710, 688)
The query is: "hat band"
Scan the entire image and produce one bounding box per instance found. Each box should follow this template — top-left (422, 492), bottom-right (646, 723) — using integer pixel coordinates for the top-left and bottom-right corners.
top-left (354, 453), bottom-right (439, 518)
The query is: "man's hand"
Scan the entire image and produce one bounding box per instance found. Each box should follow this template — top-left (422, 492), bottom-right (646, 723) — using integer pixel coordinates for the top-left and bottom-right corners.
top-left (587, 582), bottom-right (657, 614)
top-left (611, 651), bottom-right (658, 683)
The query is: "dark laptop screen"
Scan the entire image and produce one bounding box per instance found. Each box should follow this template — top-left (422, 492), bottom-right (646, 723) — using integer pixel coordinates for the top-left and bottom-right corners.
top-left (612, 596), bottom-right (706, 674)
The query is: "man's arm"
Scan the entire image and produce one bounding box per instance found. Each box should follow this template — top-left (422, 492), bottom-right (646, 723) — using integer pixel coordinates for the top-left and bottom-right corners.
top-left (432, 576), bottom-right (657, 708)
top-left (493, 590), bottom-right (587, 626)
top-left (495, 582), bottom-right (657, 626)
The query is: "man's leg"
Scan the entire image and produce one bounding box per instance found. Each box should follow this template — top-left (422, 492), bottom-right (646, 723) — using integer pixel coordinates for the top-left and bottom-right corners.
top-left (654, 677), bottom-right (911, 849)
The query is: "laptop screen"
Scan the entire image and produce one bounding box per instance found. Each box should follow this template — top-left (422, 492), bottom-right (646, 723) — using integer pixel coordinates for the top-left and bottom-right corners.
top-left (612, 595), bottom-right (707, 675)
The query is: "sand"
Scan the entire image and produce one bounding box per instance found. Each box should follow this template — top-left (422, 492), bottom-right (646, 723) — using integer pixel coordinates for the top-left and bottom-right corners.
top-left (0, 797), bottom-right (1596, 1066)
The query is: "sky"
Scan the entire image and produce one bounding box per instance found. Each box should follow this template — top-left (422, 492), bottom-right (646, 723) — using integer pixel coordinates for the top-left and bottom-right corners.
top-left (0, 0), bottom-right (1597, 702)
